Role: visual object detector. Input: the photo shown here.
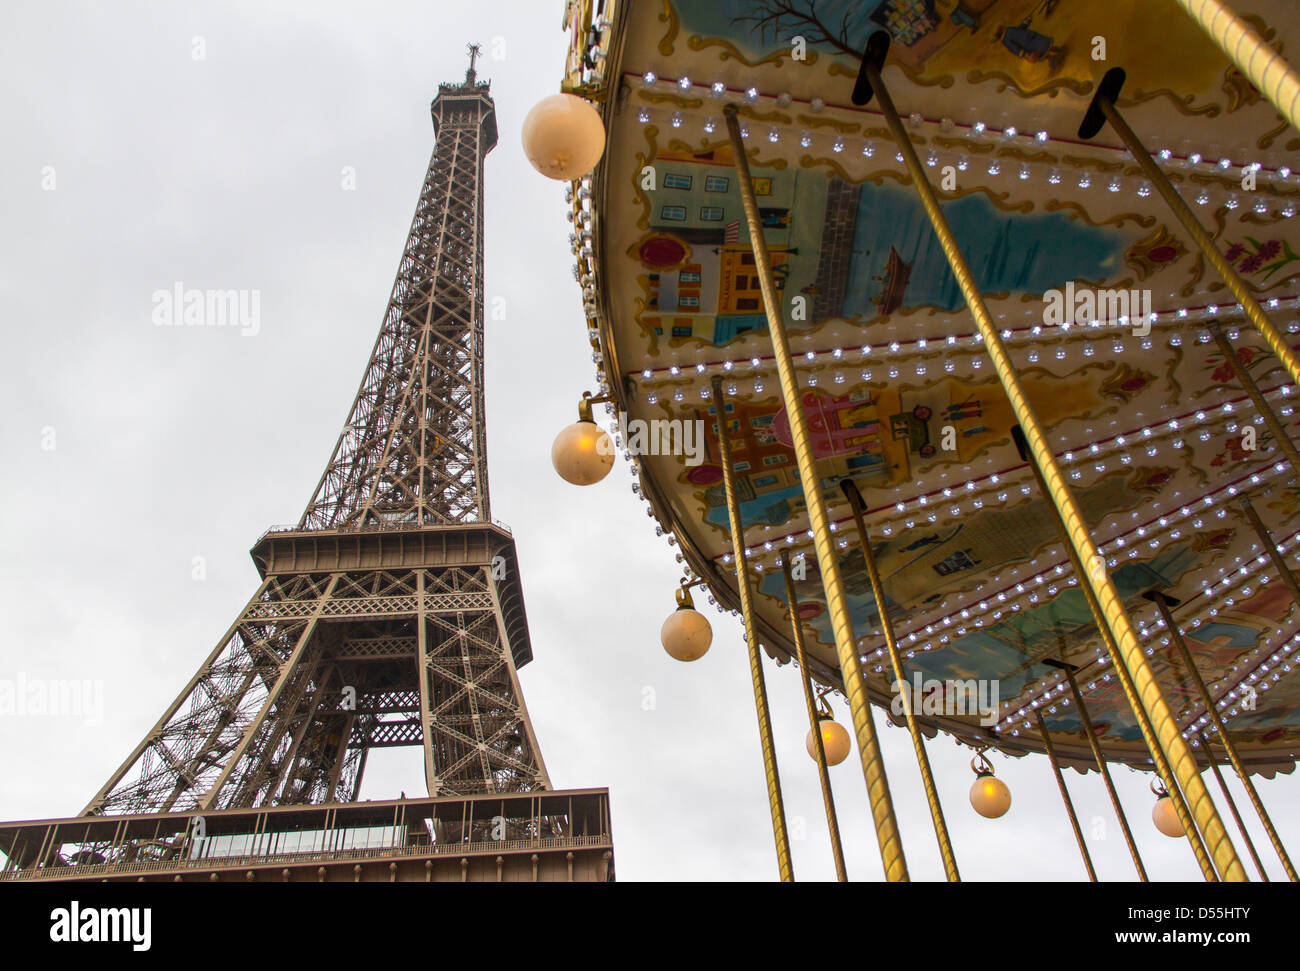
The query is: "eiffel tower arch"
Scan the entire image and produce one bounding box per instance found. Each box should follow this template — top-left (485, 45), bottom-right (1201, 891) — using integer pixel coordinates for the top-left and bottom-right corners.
top-left (0, 50), bottom-right (613, 884)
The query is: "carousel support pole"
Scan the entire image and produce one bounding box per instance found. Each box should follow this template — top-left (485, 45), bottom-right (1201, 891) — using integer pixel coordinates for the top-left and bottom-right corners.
top-left (1012, 428), bottom-right (1218, 880)
top-left (780, 559), bottom-right (849, 882)
top-left (1054, 662), bottom-right (1148, 881)
top-left (855, 34), bottom-right (1245, 881)
top-left (1239, 495), bottom-right (1300, 605)
top-left (1201, 733), bottom-right (1270, 881)
top-left (1147, 590), bottom-right (1296, 881)
top-left (1036, 712), bottom-right (1098, 882)
top-left (1172, 0), bottom-right (1300, 135)
top-left (712, 376), bottom-right (794, 882)
top-left (722, 105), bottom-right (908, 882)
top-left (842, 480), bottom-right (960, 882)
top-left (1081, 68), bottom-right (1300, 391)
top-left (1208, 321), bottom-right (1300, 473)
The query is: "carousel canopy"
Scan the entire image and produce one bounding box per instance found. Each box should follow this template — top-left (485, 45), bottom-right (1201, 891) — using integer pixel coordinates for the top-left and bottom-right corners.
top-left (563, 0), bottom-right (1300, 774)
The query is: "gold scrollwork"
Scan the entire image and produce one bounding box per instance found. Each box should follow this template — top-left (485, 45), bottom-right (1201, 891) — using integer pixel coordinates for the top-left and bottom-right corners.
top-left (1119, 89), bottom-right (1221, 118)
top-left (965, 68), bottom-right (1092, 98)
top-left (657, 0), bottom-right (679, 57)
top-left (1042, 200), bottom-right (1154, 229)
top-left (933, 136), bottom-right (994, 155)
top-left (1063, 154), bottom-right (1124, 173)
top-left (994, 147), bottom-right (1057, 164)
top-left (632, 125), bottom-right (661, 231)
top-left (687, 33), bottom-right (814, 69)
top-left (793, 113), bottom-right (861, 134)
top-left (639, 91), bottom-right (704, 109)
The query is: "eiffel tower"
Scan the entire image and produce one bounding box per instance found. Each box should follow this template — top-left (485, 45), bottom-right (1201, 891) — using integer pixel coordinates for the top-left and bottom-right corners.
top-left (0, 47), bottom-right (614, 883)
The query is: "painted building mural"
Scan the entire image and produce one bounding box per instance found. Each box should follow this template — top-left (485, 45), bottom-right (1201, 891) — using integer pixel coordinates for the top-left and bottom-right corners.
top-left (593, 0), bottom-right (1300, 768)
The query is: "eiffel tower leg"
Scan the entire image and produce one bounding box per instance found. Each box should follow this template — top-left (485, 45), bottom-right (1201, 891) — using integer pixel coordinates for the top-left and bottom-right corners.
top-left (416, 571), bottom-right (439, 795)
top-left (199, 575), bottom-right (341, 810)
top-left (223, 647), bottom-right (329, 807)
top-left (421, 563), bottom-right (548, 795)
top-left (488, 570), bottom-right (552, 790)
top-left (324, 712), bottom-right (356, 802)
top-left (81, 578), bottom-right (272, 815)
top-left (265, 662), bottom-right (338, 803)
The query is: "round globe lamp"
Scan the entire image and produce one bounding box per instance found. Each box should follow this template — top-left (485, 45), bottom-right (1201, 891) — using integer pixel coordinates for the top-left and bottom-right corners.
top-left (521, 93), bottom-right (606, 180)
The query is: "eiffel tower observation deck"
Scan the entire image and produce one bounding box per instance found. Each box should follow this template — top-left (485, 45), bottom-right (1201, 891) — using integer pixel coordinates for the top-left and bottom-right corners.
top-left (0, 46), bottom-right (614, 884)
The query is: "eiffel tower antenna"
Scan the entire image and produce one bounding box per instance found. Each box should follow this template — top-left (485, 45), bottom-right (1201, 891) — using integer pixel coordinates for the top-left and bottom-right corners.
top-left (0, 59), bottom-right (613, 883)
top-left (466, 41), bottom-right (481, 84)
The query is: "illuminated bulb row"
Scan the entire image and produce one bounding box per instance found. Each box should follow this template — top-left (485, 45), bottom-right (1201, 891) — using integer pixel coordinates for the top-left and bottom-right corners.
top-left (994, 516), bottom-right (1300, 734)
top-left (566, 173), bottom-right (613, 398)
top-left (640, 341), bottom-right (1288, 405)
top-left (882, 460), bottom-right (1292, 674)
top-left (631, 308), bottom-right (1300, 391)
top-left (631, 73), bottom-right (1300, 189)
top-left (1183, 633), bottom-right (1300, 739)
top-left (629, 97), bottom-right (1300, 214)
top-left (715, 393), bottom-right (1274, 584)
top-left (783, 461), bottom-right (1286, 677)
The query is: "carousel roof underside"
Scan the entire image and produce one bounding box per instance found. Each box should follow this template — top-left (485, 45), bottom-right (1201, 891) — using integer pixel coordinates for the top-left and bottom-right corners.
top-left (575, 0), bottom-right (1300, 775)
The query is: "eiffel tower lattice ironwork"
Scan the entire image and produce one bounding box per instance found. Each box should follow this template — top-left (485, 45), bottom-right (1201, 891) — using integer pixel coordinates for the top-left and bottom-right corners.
top-left (85, 55), bottom-right (554, 819)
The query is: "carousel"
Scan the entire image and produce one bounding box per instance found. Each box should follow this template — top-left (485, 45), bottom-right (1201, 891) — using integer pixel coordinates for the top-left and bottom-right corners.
top-left (527, 0), bottom-right (1299, 881)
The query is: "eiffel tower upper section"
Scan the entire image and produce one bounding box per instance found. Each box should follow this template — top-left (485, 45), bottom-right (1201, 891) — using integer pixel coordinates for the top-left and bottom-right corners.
top-left (301, 49), bottom-right (499, 530)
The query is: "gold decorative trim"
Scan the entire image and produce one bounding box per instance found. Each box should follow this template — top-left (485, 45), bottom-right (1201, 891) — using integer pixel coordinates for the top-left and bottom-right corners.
top-left (793, 113), bottom-right (861, 134)
top-left (1125, 225), bottom-right (1187, 280)
top-left (1257, 118), bottom-right (1290, 151)
top-left (932, 136), bottom-right (995, 155)
top-left (656, 0), bottom-right (679, 57)
top-left (1063, 154), bottom-right (1124, 173)
top-left (734, 106), bottom-right (795, 125)
top-left (964, 68), bottom-right (1091, 98)
top-left (630, 293), bottom-right (661, 356)
top-left (1241, 210), bottom-right (1290, 226)
top-left (1042, 200), bottom-right (1155, 230)
top-left (830, 59), bottom-right (957, 90)
top-left (639, 91), bottom-right (704, 109)
top-left (686, 33), bottom-right (816, 69)
top-left (994, 147), bottom-right (1057, 164)
top-left (632, 124), bottom-right (661, 231)
top-left (1120, 89), bottom-right (1221, 118)
top-left (1188, 171), bottom-right (1300, 199)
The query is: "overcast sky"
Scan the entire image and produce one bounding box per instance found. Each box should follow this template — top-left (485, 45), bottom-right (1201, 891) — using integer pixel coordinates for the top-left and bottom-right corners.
top-left (1, 0), bottom-right (1296, 882)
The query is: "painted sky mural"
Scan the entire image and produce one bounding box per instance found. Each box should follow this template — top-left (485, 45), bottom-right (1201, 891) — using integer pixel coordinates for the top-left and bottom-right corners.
top-left (590, 0), bottom-right (1300, 771)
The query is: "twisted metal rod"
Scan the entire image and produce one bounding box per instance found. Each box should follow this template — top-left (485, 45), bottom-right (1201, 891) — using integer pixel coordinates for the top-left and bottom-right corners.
top-left (1152, 591), bottom-right (1296, 881)
top-left (723, 105), bottom-right (908, 882)
top-left (843, 481), bottom-right (959, 881)
top-left (1062, 667), bottom-right (1148, 881)
top-left (781, 559), bottom-right (848, 881)
top-left (1207, 321), bottom-right (1300, 474)
top-left (1201, 733), bottom-right (1270, 881)
top-left (712, 375), bottom-right (793, 882)
top-left (861, 54), bottom-right (1245, 881)
top-left (1037, 712), bottom-right (1097, 882)
top-left (1099, 98), bottom-right (1300, 394)
top-left (1173, 0), bottom-right (1300, 134)
top-left (1015, 427), bottom-right (1217, 879)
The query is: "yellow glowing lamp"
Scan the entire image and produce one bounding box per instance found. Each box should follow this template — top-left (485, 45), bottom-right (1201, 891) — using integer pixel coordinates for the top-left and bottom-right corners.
top-left (552, 394), bottom-right (614, 486)
top-left (1150, 777), bottom-right (1185, 838)
top-left (660, 585), bottom-right (712, 661)
top-left (521, 93), bottom-right (606, 180)
top-left (805, 717), bottom-right (851, 766)
top-left (969, 754), bottom-right (1011, 818)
